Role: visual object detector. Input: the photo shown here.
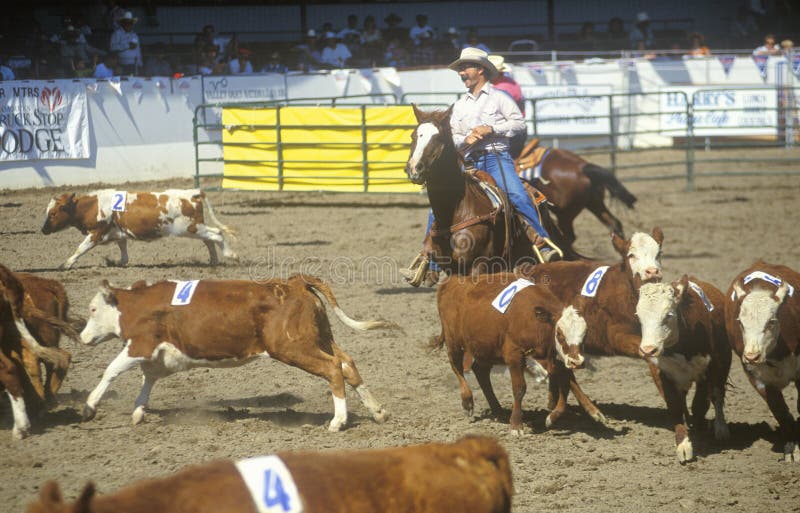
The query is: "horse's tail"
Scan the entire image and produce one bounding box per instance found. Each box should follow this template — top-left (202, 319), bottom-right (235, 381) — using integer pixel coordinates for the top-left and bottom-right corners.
top-left (583, 164), bottom-right (637, 209)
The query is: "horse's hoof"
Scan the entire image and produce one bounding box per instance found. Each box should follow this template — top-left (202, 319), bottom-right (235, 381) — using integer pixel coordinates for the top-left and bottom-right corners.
top-left (372, 408), bottom-right (389, 423)
top-left (676, 438), bottom-right (694, 464)
top-left (82, 404), bottom-right (97, 422)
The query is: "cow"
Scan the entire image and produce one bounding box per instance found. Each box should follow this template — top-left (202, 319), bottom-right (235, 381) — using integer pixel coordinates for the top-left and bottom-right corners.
top-left (515, 228), bottom-right (665, 422)
top-left (41, 189), bottom-right (238, 269)
top-left (432, 272), bottom-right (588, 434)
top-left (26, 435), bottom-right (513, 513)
top-left (79, 274), bottom-right (394, 431)
top-left (0, 265), bottom-right (74, 439)
top-left (635, 275), bottom-right (732, 463)
top-left (724, 261), bottom-right (800, 462)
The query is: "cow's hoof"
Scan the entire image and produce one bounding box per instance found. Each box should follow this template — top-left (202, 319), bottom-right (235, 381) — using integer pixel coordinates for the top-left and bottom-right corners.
top-left (713, 420), bottom-right (730, 441)
top-left (783, 442), bottom-right (799, 463)
top-left (328, 418), bottom-right (346, 432)
top-left (82, 404), bottom-right (97, 422)
top-left (592, 411), bottom-right (608, 425)
top-left (509, 426), bottom-right (524, 436)
top-left (131, 407), bottom-right (145, 425)
top-left (224, 251), bottom-right (239, 261)
top-left (463, 406), bottom-right (474, 419)
top-left (676, 438), bottom-right (694, 464)
top-left (372, 408), bottom-right (389, 423)
top-left (12, 425), bottom-right (30, 440)
top-left (545, 414), bottom-right (556, 429)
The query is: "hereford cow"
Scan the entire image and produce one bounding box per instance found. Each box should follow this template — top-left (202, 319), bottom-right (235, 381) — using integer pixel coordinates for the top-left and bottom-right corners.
top-left (0, 265), bottom-right (74, 440)
top-left (432, 272), bottom-right (588, 434)
top-left (41, 189), bottom-right (237, 269)
top-left (26, 435), bottom-right (512, 513)
top-left (635, 275), bottom-right (732, 463)
top-left (516, 228), bottom-right (664, 422)
top-left (724, 261), bottom-right (800, 462)
top-left (79, 274), bottom-right (393, 431)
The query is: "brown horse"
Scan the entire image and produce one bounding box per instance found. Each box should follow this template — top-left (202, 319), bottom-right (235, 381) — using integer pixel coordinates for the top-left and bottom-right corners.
top-left (516, 141), bottom-right (637, 244)
top-left (403, 105), bottom-right (577, 284)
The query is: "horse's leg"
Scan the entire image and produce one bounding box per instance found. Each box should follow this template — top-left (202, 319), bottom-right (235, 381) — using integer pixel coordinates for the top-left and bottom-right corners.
top-left (587, 195), bottom-right (625, 239)
top-left (555, 209), bottom-right (579, 246)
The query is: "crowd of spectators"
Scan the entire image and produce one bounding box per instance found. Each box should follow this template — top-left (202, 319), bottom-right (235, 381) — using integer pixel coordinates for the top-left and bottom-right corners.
top-left (0, 2), bottom-right (797, 81)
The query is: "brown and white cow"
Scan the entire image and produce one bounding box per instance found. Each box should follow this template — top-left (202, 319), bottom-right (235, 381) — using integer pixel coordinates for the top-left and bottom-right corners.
top-left (515, 228), bottom-right (665, 421)
top-left (724, 261), bottom-right (800, 462)
top-left (635, 275), bottom-right (732, 463)
top-left (79, 274), bottom-right (393, 431)
top-left (433, 272), bottom-right (588, 434)
top-left (26, 435), bottom-right (513, 513)
top-left (42, 189), bottom-right (237, 269)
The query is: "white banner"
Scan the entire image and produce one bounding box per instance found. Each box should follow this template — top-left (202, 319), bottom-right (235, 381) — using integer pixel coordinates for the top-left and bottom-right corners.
top-left (659, 86), bottom-right (777, 136)
top-left (0, 81), bottom-right (89, 161)
top-left (522, 85), bottom-right (613, 135)
top-left (202, 74), bottom-right (287, 104)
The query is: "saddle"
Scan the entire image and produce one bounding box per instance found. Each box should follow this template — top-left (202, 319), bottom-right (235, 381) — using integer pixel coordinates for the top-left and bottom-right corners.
top-left (515, 138), bottom-right (550, 183)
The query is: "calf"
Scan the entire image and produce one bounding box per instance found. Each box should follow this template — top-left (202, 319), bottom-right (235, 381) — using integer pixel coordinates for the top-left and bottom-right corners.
top-left (724, 261), bottom-right (800, 462)
top-left (433, 272), bottom-right (587, 434)
top-left (79, 274), bottom-right (392, 431)
top-left (42, 189), bottom-right (237, 269)
top-left (516, 228), bottom-right (664, 421)
top-left (27, 435), bottom-right (512, 513)
top-left (636, 275), bottom-right (732, 463)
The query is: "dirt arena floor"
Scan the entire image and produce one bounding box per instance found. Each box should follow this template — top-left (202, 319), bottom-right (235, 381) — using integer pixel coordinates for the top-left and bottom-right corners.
top-left (1, 171), bottom-right (799, 512)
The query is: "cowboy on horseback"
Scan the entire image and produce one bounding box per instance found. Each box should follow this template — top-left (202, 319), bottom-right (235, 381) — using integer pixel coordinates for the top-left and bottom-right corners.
top-left (402, 47), bottom-right (560, 286)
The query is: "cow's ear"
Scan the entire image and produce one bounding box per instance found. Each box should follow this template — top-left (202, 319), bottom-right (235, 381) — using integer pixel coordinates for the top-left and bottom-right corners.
top-left (100, 280), bottom-right (117, 305)
top-left (411, 103), bottom-right (423, 122)
top-left (611, 232), bottom-right (627, 257)
top-left (674, 274), bottom-right (689, 299)
top-left (733, 281), bottom-right (746, 300)
top-left (39, 480), bottom-right (63, 505)
top-left (774, 280), bottom-right (789, 304)
top-left (651, 227), bottom-right (664, 246)
top-left (74, 482), bottom-right (96, 513)
top-left (534, 306), bottom-right (551, 322)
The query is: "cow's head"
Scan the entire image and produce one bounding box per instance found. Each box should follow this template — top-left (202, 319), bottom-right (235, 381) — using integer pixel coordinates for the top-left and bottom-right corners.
top-left (554, 304), bottom-right (587, 369)
top-left (636, 277), bottom-right (686, 357)
top-left (42, 193), bottom-right (77, 234)
top-left (612, 227), bottom-right (663, 287)
top-left (27, 480), bottom-right (95, 513)
top-left (80, 281), bottom-right (121, 345)
top-left (733, 280), bottom-right (789, 364)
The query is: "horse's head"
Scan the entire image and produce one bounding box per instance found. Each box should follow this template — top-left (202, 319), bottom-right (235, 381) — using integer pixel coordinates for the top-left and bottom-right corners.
top-left (405, 104), bottom-right (454, 185)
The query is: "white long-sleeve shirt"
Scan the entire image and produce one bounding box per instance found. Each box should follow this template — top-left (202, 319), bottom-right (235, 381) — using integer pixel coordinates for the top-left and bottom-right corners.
top-left (450, 83), bottom-right (526, 155)
top-left (109, 28), bottom-right (142, 66)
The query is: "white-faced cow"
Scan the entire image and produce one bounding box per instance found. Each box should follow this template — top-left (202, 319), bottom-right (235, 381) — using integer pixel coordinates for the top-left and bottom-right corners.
top-left (79, 274), bottom-right (393, 432)
top-left (26, 436), bottom-right (513, 513)
top-left (724, 261), bottom-right (800, 462)
top-left (636, 275), bottom-right (732, 463)
top-left (42, 189), bottom-right (237, 269)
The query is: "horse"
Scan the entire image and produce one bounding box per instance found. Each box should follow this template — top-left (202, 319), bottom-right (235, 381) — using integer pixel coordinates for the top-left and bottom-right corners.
top-left (515, 139), bottom-right (637, 244)
top-left (403, 104), bottom-right (578, 286)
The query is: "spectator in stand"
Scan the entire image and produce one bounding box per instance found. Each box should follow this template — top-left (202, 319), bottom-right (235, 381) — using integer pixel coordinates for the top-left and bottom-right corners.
top-left (382, 13), bottom-right (407, 48)
top-left (384, 37), bottom-right (408, 67)
top-left (294, 29), bottom-right (323, 71)
top-left (488, 54), bottom-right (526, 158)
top-left (442, 27), bottom-right (461, 57)
top-left (109, 11), bottom-right (142, 75)
top-left (463, 30), bottom-right (490, 53)
top-left (607, 16), bottom-right (627, 47)
top-left (194, 25), bottom-right (218, 63)
top-left (686, 32), bottom-right (711, 58)
top-left (51, 16), bottom-right (89, 46)
top-left (411, 30), bottom-right (436, 66)
top-left (579, 22), bottom-right (598, 50)
top-left (59, 25), bottom-right (106, 77)
top-left (262, 51), bottom-right (288, 73)
top-left (73, 58), bottom-right (94, 78)
top-left (104, 0), bottom-right (125, 33)
top-left (320, 32), bottom-right (352, 68)
top-left (143, 42), bottom-right (173, 76)
top-left (630, 12), bottom-right (654, 50)
top-left (228, 47), bottom-right (254, 74)
top-left (93, 52), bottom-right (118, 78)
top-left (0, 56), bottom-right (15, 81)
top-left (361, 15), bottom-right (383, 66)
top-left (338, 14), bottom-right (361, 41)
top-left (409, 14), bottom-right (434, 47)
top-left (197, 45), bottom-right (223, 75)
top-left (781, 39), bottom-right (794, 56)
top-left (753, 33), bottom-right (782, 55)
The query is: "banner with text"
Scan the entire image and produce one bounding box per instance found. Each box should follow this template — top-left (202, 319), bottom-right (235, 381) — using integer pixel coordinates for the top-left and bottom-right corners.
top-left (659, 86), bottom-right (777, 136)
top-left (0, 81), bottom-right (89, 161)
top-left (522, 85), bottom-right (613, 135)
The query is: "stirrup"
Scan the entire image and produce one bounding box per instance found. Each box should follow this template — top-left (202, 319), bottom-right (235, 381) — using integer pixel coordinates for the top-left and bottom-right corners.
top-left (400, 253), bottom-right (430, 287)
top-left (532, 237), bottom-right (564, 264)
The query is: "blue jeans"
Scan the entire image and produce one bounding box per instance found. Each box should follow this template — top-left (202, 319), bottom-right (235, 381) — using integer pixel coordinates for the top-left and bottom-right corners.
top-left (425, 151), bottom-right (549, 238)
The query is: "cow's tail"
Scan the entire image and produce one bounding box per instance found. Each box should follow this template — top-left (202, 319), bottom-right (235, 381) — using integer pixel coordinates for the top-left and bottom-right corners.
top-left (456, 436), bottom-right (514, 507)
top-left (428, 330), bottom-right (445, 352)
top-left (293, 274), bottom-right (400, 331)
top-left (583, 164), bottom-right (637, 209)
top-left (196, 192), bottom-right (238, 238)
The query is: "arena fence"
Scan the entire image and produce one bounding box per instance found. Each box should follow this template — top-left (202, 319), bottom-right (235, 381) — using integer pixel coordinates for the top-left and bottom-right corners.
top-left (194, 86), bottom-right (800, 192)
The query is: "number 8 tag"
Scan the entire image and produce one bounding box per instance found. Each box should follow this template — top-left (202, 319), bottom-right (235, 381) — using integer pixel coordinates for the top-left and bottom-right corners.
top-left (580, 266), bottom-right (609, 297)
top-left (171, 280), bottom-right (200, 306)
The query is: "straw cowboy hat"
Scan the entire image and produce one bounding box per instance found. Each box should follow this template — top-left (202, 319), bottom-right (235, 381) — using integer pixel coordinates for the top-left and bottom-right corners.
top-left (448, 47), bottom-right (498, 79)
top-left (635, 11), bottom-right (649, 23)
top-left (488, 55), bottom-right (510, 73)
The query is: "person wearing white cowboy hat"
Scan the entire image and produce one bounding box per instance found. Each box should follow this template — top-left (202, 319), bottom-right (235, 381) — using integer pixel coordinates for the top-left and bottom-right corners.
top-left (403, 46), bottom-right (559, 285)
top-left (109, 11), bottom-right (142, 75)
top-left (630, 11), bottom-right (654, 49)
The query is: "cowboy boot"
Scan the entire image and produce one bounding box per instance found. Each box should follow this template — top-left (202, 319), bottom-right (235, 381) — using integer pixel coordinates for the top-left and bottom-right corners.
top-left (524, 224), bottom-right (562, 263)
top-left (400, 232), bottom-right (436, 287)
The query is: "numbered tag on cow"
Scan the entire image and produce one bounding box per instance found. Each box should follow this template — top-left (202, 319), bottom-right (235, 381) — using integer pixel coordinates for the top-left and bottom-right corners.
top-left (491, 278), bottom-right (535, 313)
top-left (235, 455), bottom-right (303, 513)
top-left (580, 266), bottom-right (610, 297)
top-left (171, 280), bottom-right (200, 306)
top-left (111, 191), bottom-right (127, 212)
top-left (688, 281), bottom-right (714, 312)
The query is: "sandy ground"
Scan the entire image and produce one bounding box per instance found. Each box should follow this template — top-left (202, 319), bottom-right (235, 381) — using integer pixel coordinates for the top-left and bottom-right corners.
top-left (1, 171), bottom-right (800, 513)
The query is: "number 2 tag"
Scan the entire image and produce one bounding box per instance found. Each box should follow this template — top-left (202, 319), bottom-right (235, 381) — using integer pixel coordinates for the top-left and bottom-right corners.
top-left (235, 455), bottom-right (303, 513)
top-left (580, 266), bottom-right (609, 297)
top-left (171, 280), bottom-right (200, 306)
top-left (111, 191), bottom-right (127, 212)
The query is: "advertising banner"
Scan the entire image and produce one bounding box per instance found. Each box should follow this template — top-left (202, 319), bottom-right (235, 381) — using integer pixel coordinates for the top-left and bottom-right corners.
top-left (0, 81), bottom-right (89, 161)
top-left (521, 85), bottom-right (613, 135)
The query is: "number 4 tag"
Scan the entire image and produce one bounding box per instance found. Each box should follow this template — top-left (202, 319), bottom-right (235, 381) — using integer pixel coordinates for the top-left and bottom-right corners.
top-left (171, 280), bottom-right (200, 306)
top-left (235, 455), bottom-right (303, 513)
